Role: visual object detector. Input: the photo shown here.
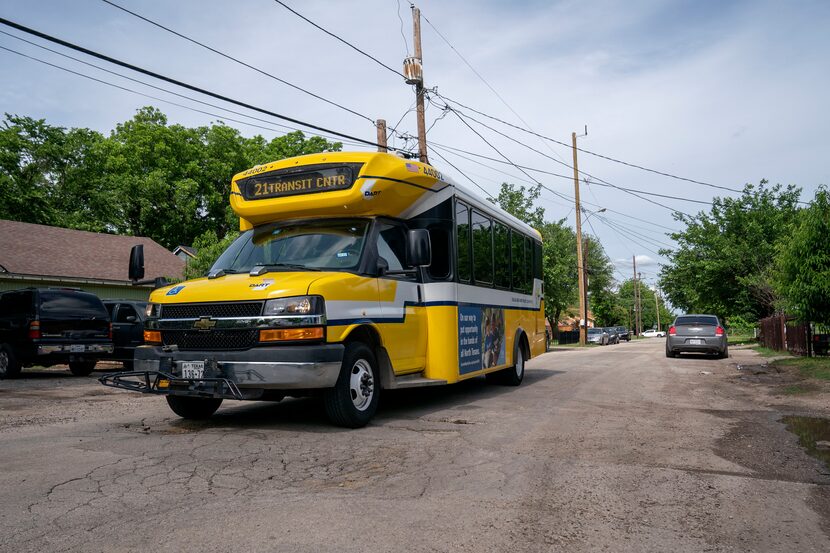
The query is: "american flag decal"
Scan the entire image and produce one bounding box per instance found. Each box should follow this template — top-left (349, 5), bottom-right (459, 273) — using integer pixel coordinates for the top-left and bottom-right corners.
top-left (405, 163), bottom-right (419, 173)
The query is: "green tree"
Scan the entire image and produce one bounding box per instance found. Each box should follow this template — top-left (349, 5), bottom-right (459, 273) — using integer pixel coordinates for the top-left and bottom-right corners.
top-left (183, 230), bottom-right (240, 280)
top-left (659, 181), bottom-right (801, 321)
top-left (775, 187), bottom-right (830, 323)
top-left (490, 182), bottom-right (545, 228)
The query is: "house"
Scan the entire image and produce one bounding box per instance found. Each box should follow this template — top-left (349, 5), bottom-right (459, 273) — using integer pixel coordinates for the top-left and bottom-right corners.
top-left (172, 245), bottom-right (197, 262)
top-left (0, 219), bottom-right (185, 300)
top-left (557, 308), bottom-right (596, 332)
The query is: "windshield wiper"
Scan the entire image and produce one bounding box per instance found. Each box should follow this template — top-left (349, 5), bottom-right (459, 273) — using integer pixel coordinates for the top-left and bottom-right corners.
top-left (249, 263), bottom-right (322, 276)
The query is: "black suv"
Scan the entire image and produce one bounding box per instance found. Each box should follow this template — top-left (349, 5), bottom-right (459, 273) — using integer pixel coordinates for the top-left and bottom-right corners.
top-left (103, 299), bottom-right (148, 369)
top-left (615, 326), bottom-right (631, 342)
top-left (0, 288), bottom-right (113, 378)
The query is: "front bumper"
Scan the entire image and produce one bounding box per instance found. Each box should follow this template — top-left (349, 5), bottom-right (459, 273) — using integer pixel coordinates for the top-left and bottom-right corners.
top-left (131, 343), bottom-right (345, 390)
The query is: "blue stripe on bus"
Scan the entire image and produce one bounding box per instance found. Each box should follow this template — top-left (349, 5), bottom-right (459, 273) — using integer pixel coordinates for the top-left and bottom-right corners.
top-left (326, 299), bottom-right (540, 326)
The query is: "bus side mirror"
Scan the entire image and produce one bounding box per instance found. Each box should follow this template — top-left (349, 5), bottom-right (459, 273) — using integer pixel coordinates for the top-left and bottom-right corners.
top-left (406, 229), bottom-right (431, 267)
top-left (129, 245), bottom-right (145, 281)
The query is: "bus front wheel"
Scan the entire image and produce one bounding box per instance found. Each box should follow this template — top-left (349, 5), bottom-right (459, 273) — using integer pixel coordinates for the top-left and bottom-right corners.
top-left (324, 342), bottom-right (380, 428)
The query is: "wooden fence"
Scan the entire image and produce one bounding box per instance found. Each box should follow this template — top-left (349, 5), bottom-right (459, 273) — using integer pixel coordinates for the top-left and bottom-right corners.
top-left (758, 314), bottom-right (811, 356)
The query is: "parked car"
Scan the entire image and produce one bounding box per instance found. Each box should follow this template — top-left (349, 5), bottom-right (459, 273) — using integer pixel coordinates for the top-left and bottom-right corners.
top-left (103, 299), bottom-right (148, 369)
top-left (587, 327), bottom-right (609, 345)
top-left (615, 326), bottom-right (631, 342)
top-left (665, 314), bottom-right (728, 359)
top-left (0, 287), bottom-right (113, 378)
top-left (642, 328), bottom-right (666, 338)
top-left (604, 327), bottom-right (620, 344)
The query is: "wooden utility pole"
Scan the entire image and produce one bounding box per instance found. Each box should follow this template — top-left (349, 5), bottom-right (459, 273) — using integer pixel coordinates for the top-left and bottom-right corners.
top-left (376, 119), bottom-right (388, 152)
top-left (632, 256), bottom-right (639, 336)
top-left (573, 132), bottom-right (587, 345)
top-left (654, 286), bottom-right (661, 332)
top-left (637, 271), bottom-right (643, 334)
top-left (411, 6), bottom-right (428, 163)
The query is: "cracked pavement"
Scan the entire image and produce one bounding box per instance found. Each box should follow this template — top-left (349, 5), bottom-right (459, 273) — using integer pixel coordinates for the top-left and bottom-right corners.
top-left (1, 340), bottom-right (828, 552)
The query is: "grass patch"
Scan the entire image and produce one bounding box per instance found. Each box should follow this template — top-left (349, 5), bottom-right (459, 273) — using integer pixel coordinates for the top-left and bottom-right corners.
top-left (783, 385), bottom-right (810, 395)
top-left (752, 346), bottom-right (789, 358)
top-left (773, 356), bottom-right (830, 381)
top-left (728, 334), bottom-right (757, 345)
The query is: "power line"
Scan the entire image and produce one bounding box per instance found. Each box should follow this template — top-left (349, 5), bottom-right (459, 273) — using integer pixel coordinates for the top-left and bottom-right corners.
top-left (0, 17), bottom-right (394, 152)
top-left (272, 0), bottom-right (406, 79)
top-left (435, 92), bottom-right (745, 195)
top-left (100, 0), bottom-right (375, 125)
top-left (438, 98), bottom-right (708, 210)
top-left (0, 42), bottom-right (367, 149)
top-left (0, 29), bottom-right (364, 147)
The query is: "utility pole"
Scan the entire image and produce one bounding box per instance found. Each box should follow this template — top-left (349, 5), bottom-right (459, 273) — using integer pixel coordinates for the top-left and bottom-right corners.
top-left (632, 256), bottom-right (638, 336)
top-left (573, 131), bottom-right (587, 345)
top-left (406, 5), bottom-right (428, 164)
top-left (376, 119), bottom-right (387, 152)
top-left (637, 271), bottom-right (643, 334)
top-left (654, 286), bottom-right (661, 332)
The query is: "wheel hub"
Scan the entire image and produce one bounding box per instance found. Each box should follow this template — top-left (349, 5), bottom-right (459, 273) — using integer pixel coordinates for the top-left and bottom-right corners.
top-left (349, 359), bottom-right (374, 411)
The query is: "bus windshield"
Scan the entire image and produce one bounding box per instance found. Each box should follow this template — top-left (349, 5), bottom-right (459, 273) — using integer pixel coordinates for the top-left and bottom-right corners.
top-left (210, 219), bottom-right (370, 274)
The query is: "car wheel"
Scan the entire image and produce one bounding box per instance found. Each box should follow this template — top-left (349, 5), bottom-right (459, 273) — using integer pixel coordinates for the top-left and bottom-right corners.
top-left (323, 342), bottom-right (380, 428)
top-left (719, 346), bottom-right (729, 359)
top-left (166, 395), bottom-right (223, 419)
top-left (665, 348), bottom-right (675, 358)
top-left (0, 344), bottom-right (22, 379)
top-left (69, 360), bottom-right (97, 376)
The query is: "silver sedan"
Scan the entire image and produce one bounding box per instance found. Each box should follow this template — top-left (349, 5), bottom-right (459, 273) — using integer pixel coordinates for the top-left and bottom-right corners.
top-left (587, 328), bottom-right (609, 345)
top-left (665, 314), bottom-right (728, 358)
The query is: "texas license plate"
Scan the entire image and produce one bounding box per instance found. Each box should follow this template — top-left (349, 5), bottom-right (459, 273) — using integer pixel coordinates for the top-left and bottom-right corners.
top-left (180, 361), bottom-right (205, 379)
top-left (70, 344), bottom-right (85, 353)
top-left (689, 339), bottom-right (704, 345)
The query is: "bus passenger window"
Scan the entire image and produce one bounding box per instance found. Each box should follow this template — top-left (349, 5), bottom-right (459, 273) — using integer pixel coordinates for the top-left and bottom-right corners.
top-left (511, 231), bottom-right (525, 291)
top-left (523, 236), bottom-right (533, 293)
top-left (427, 226), bottom-right (450, 280)
top-left (472, 210), bottom-right (493, 286)
top-left (456, 202), bottom-right (471, 282)
top-left (534, 241), bottom-right (543, 280)
top-left (494, 222), bottom-right (511, 288)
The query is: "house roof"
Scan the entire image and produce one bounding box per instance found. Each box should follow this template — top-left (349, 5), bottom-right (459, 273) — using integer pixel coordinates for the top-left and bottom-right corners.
top-left (173, 245), bottom-right (197, 258)
top-left (0, 219), bottom-right (184, 282)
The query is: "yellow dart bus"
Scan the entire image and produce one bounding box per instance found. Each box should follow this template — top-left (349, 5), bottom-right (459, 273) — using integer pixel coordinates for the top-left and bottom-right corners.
top-left (102, 152), bottom-right (545, 427)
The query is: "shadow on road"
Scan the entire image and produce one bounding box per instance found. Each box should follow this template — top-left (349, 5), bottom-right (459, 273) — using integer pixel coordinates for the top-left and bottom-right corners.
top-left (164, 368), bottom-right (564, 433)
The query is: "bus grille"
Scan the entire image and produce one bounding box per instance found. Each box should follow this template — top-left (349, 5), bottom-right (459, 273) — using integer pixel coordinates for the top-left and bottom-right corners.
top-left (161, 329), bottom-right (259, 350)
top-left (160, 302), bottom-right (263, 319)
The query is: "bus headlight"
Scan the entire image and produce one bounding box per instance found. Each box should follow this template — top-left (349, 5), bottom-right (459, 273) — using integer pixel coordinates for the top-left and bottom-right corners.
top-left (145, 303), bottom-right (160, 318)
top-left (263, 296), bottom-right (324, 316)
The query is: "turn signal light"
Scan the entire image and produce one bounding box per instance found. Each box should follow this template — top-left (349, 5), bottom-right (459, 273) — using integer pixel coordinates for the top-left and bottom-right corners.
top-left (259, 327), bottom-right (324, 342)
top-left (715, 326), bottom-right (725, 336)
top-left (668, 326), bottom-right (676, 336)
top-left (28, 321), bottom-right (41, 339)
top-left (144, 330), bottom-right (162, 344)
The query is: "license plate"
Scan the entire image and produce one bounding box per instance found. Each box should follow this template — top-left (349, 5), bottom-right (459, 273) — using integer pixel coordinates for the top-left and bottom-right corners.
top-left (689, 339), bottom-right (704, 345)
top-left (180, 361), bottom-right (205, 379)
top-left (70, 344), bottom-right (85, 353)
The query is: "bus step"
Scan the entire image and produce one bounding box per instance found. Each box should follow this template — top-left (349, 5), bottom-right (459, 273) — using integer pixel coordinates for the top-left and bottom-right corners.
top-left (389, 374), bottom-right (447, 389)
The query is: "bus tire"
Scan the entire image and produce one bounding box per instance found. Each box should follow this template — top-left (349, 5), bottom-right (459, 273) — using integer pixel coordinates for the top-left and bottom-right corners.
top-left (166, 395), bottom-right (223, 420)
top-left (324, 342), bottom-right (379, 428)
top-left (0, 344), bottom-right (21, 379)
top-left (69, 360), bottom-right (96, 376)
top-left (501, 341), bottom-right (526, 386)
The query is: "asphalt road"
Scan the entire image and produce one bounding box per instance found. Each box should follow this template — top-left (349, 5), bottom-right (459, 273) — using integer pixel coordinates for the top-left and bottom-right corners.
top-left (1, 339), bottom-right (828, 552)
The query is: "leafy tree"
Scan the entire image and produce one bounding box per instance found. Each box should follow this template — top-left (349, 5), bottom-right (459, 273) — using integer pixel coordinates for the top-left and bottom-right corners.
top-left (183, 230), bottom-right (240, 280)
top-left (659, 181), bottom-right (801, 322)
top-left (538, 220), bottom-right (578, 325)
top-left (775, 187), bottom-right (830, 323)
top-left (490, 182), bottom-right (545, 228)
top-left (616, 279), bottom-right (674, 331)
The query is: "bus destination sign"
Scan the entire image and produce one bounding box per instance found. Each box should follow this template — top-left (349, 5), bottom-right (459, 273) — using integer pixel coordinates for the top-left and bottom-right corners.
top-left (239, 164), bottom-right (359, 200)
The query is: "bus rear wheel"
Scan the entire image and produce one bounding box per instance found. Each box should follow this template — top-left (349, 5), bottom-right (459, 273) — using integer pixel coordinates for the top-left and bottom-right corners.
top-left (486, 343), bottom-right (525, 386)
top-left (324, 342), bottom-right (379, 428)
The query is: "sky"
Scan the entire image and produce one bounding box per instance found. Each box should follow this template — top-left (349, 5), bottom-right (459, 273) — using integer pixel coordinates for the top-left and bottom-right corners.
top-left (1, 0), bottom-right (829, 288)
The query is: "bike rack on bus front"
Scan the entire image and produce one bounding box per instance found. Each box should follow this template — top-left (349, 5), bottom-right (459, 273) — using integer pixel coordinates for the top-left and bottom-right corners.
top-left (99, 371), bottom-right (244, 400)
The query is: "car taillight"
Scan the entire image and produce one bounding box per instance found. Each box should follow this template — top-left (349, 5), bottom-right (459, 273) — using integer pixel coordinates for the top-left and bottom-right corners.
top-left (108, 322), bottom-right (113, 340)
top-left (668, 326), bottom-right (676, 336)
top-left (28, 321), bottom-right (42, 339)
top-left (715, 326), bottom-right (725, 336)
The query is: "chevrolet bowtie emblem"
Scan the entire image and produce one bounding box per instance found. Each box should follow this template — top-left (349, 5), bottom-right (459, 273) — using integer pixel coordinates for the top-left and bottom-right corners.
top-left (193, 317), bottom-right (217, 330)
